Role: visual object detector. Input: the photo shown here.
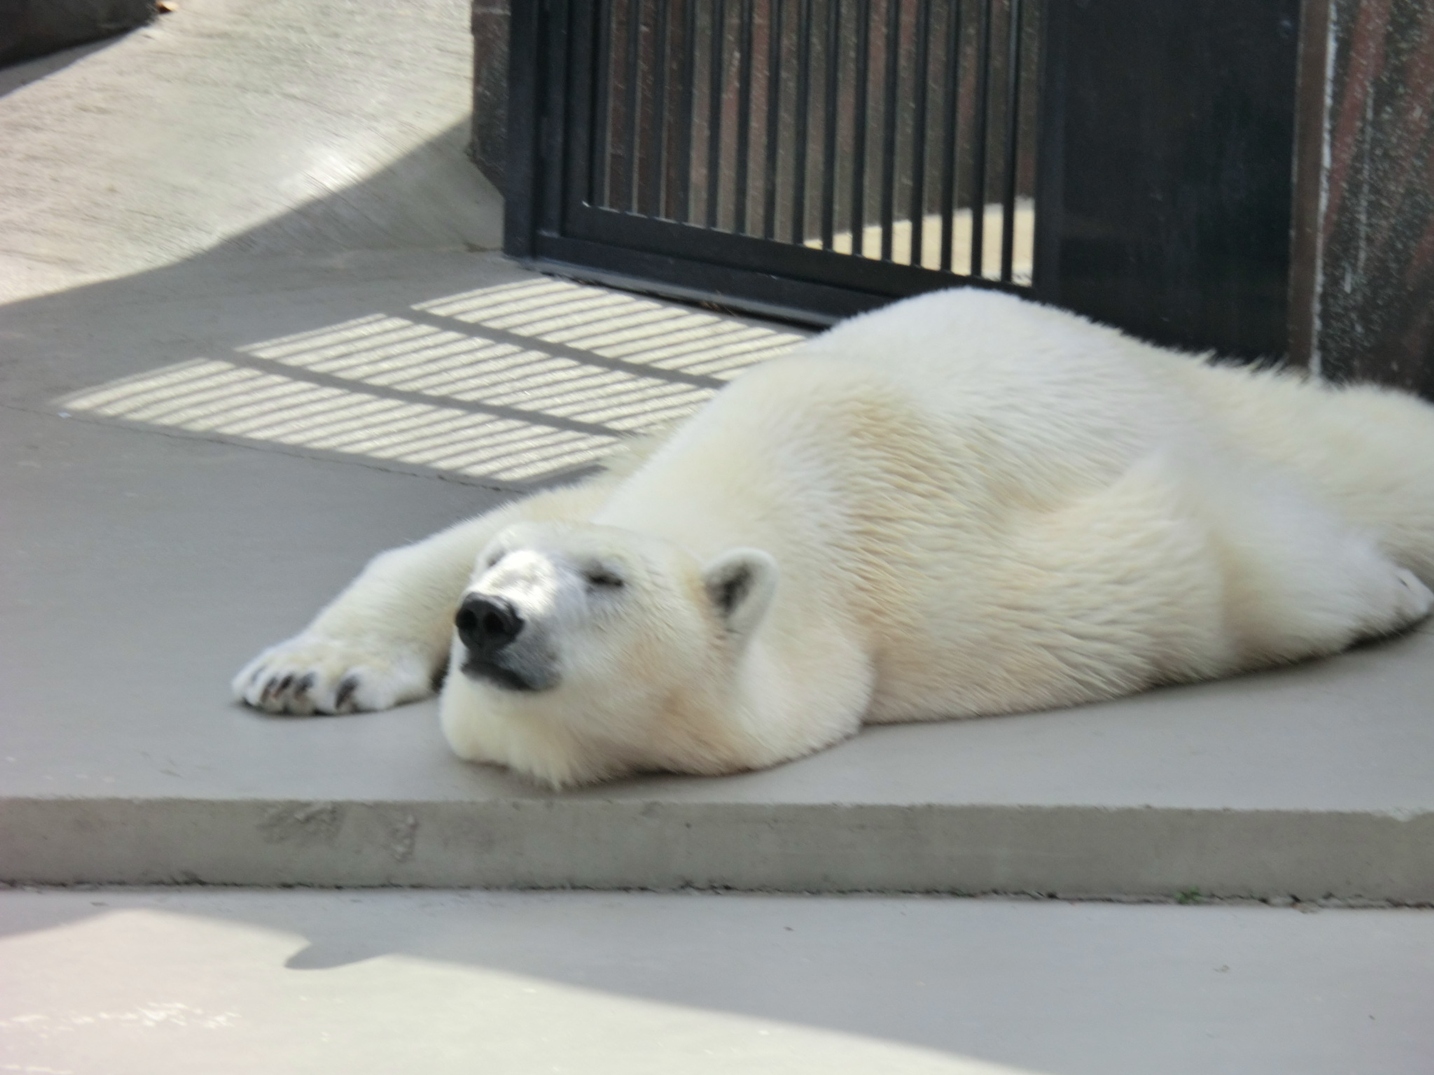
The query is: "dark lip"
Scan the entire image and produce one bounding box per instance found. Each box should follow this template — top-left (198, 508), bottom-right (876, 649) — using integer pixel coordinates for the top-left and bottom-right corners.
top-left (461, 653), bottom-right (549, 692)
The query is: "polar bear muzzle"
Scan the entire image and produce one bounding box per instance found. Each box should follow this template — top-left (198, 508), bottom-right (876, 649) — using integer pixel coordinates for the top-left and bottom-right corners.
top-left (454, 593), bottom-right (556, 692)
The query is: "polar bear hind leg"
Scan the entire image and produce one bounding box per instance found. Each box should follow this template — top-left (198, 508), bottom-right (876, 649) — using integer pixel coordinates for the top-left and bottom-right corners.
top-left (879, 449), bottom-right (1433, 724)
top-left (1027, 448), bottom-right (1434, 693)
top-left (1191, 457), bottom-right (1434, 668)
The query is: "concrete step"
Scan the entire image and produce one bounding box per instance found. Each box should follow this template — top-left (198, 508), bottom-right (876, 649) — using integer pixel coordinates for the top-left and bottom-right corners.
top-left (2, 887), bottom-right (1430, 1075)
top-left (3, 254), bottom-right (1433, 901)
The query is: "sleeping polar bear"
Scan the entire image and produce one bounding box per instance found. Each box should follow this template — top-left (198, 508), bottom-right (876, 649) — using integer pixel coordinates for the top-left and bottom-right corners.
top-left (235, 289), bottom-right (1434, 787)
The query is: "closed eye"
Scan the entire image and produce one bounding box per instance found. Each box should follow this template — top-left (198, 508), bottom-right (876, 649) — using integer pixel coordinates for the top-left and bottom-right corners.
top-left (584, 566), bottom-right (625, 589)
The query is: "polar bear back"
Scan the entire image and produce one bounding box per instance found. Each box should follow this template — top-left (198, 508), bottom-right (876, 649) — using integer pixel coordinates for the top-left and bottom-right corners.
top-left (597, 288), bottom-right (1215, 556)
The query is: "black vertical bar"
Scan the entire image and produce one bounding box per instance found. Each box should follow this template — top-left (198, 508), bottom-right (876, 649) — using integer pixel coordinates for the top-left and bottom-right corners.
top-left (792, 0), bottom-right (814, 243)
top-left (706, 0), bottom-right (727, 228)
top-left (734, 0), bottom-right (756, 233)
top-left (938, 0), bottom-right (962, 271)
top-left (762, 0), bottom-right (784, 239)
top-left (969, 0), bottom-right (993, 276)
top-left (502, 0), bottom-right (543, 256)
top-left (646, 0), bottom-right (672, 217)
top-left (878, 0), bottom-right (900, 261)
top-left (1030, 0), bottom-right (1064, 301)
top-left (675, 0), bottom-right (698, 222)
top-left (850, 0), bottom-right (871, 256)
top-left (590, 0), bottom-right (615, 207)
top-left (998, 0), bottom-right (1022, 281)
top-left (820, 0), bottom-right (841, 250)
top-left (622, 0), bottom-right (644, 211)
top-left (908, 0), bottom-right (932, 265)
top-left (545, 0), bottom-right (576, 227)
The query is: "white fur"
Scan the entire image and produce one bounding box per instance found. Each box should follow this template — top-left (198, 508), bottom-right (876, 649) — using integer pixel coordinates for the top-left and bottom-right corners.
top-left (236, 290), bottom-right (1434, 786)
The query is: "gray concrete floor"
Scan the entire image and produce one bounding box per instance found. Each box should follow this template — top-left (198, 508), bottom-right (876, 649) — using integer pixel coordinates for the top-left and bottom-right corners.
top-left (2, 888), bottom-right (1431, 1075)
top-left (1, 0), bottom-right (1432, 1067)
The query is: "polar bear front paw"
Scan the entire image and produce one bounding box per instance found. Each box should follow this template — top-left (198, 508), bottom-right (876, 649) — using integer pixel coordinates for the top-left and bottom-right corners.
top-left (233, 634), bottom-right (436, 715)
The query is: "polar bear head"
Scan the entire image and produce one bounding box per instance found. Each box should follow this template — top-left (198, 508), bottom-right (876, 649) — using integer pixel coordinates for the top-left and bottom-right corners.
top-left (439, 521), bottom-right (778, 787)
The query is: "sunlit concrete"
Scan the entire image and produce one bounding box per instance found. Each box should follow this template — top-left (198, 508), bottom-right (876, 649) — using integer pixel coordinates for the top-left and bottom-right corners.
top-left (1, 888), bottom-right (1430, 1075)
top-left (812, 199), bottom-right (1035, 281)
top-left (53, 274), bottom-right (803, 483)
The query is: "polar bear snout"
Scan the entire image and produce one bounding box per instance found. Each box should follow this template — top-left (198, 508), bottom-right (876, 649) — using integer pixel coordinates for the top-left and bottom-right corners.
top-left (456, 594), bottom-right (523, 654)
top-left (455, 592), bottom-right (556, 692)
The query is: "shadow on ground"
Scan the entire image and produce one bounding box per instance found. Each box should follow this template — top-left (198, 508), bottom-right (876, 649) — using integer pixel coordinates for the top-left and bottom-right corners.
top-left (1, 889), bottom-right (1429, 1075)
top-left (0, 36), bottom-right (116, 97)
top-left (0, 124), bottom-right (805, 489)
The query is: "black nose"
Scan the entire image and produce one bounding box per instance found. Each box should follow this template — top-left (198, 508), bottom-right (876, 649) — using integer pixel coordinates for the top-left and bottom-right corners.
top-left (455, 595), bottom-right (523, 653)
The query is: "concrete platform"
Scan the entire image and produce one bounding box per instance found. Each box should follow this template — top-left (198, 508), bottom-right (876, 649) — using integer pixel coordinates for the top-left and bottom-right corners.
top-left (2, 249), bottom-right (1433, 898)
top-left (2, 0), bottom-right (1432, 902)
top-left (1, 888), bottom-right (1430, 1075)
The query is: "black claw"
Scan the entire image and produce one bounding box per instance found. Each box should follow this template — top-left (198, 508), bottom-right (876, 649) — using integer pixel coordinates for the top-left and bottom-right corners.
top-left (334, 676), bottom-right (359, 711)
top-left (294, 673), bottom-right (315, 697)
top-left (276, 674), bottom-right (295, 694)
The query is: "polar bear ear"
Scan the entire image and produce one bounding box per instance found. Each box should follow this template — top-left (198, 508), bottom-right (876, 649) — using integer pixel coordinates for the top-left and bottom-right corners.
top-left (702, 548), bottom-right (778, 638)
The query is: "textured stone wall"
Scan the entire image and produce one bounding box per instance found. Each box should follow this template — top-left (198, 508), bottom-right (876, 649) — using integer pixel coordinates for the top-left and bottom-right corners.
top-left (1293, 0), bottom-right (1434, 394)
top-left (470, 0), bottom-right (510, 192)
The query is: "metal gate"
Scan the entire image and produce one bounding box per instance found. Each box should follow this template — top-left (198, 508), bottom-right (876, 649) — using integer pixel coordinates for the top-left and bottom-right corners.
top-left (506, 0), bottom-right (1302, 357)
top-left (507, 0), bottom-right (1040, 323)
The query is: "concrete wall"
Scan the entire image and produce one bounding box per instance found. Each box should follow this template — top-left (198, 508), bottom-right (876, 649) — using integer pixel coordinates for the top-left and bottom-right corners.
top-left (1290, 0), bottom-right (1434, 394)
top-left (471, 0), bottom-right (510, 191)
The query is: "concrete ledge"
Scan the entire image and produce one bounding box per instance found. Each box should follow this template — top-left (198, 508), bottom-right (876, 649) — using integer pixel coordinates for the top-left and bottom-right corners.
top-left (5, 799), bottom-right (1432, 900)
top-left (4, 254), bottom-right (1433, 906)
top-left (4, 393), bottom-right (1434, 903)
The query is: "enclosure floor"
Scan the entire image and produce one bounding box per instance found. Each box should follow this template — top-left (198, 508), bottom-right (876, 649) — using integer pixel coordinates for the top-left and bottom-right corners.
top-left (3, 887), bottom-right (1431, 1075)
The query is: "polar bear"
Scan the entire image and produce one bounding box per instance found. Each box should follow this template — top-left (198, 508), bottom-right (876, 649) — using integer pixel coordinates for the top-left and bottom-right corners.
top-left (235, 289), bottom-right (1434, 786)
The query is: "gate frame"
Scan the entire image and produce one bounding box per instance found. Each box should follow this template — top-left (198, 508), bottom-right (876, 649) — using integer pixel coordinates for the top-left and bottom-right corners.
top-left (504, 0), bottom-right (1301, 358)
top-left (504, 0), bottom-right (1044, 326)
